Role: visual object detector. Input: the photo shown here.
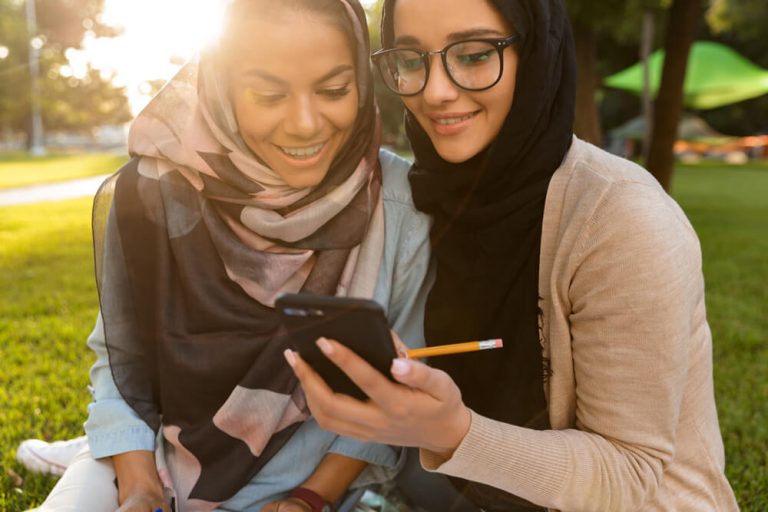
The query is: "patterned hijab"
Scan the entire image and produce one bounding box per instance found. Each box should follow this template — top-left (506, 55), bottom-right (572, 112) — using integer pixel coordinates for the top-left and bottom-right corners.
top-left (92, 0), bottom-right (380, 508)
top-left (383, 0), bottom-right (576, 510)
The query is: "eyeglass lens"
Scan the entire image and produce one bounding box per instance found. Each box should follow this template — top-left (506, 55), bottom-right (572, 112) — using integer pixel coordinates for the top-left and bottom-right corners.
top-left (380, 40), bottom-right (502, 94)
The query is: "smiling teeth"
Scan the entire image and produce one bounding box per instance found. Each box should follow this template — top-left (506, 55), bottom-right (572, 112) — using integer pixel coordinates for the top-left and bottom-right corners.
top-left (280, 143), bottom-right (324, 158)
top-left (436, 114), bottom-right (475, 125)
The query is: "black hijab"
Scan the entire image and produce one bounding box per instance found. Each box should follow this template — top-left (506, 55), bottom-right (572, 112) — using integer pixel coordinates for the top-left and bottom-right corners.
top-left (382, 0), bottom-right (576, 509)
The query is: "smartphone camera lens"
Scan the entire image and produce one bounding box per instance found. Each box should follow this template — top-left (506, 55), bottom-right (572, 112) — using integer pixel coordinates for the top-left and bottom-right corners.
top-left (283, 308), bottom-right (308, 317)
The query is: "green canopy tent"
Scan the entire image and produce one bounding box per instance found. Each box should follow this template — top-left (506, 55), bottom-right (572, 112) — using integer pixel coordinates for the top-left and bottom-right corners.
top-left (604, 41), bottom-right (768, 110)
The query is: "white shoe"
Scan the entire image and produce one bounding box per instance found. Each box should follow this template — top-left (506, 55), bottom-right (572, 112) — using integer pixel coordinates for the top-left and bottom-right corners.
top-left (16, 436), bottom-right (88, 476)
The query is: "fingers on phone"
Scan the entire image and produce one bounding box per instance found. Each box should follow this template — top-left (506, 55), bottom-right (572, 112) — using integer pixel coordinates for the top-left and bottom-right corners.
top-left (283, 349), bottom-right (297, 368)
top-left (316, 336), bottom-right (335, 356)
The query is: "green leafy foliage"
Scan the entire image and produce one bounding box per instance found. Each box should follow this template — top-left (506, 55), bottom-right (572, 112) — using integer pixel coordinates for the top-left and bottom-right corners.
top-left (41, 65), bottom-right (131, 131)
top-left (0, 0), bottom-right (130, 137)
top-left (707, 0), bottom-right (768, 39)
top-left (564, 0), bottom-right (666, 44)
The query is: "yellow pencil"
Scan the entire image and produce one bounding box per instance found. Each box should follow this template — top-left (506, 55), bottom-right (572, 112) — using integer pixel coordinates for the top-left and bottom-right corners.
top-left (406, 338), bottom-right (504, 359)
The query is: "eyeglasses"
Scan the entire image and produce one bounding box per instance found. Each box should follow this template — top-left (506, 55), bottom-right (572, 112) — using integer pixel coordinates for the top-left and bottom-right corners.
top-left (372, 35), bottom-right (519, 96)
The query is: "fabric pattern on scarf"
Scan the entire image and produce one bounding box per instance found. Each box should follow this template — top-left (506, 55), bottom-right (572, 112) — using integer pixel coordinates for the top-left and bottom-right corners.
top-left (381, 0), bottom-right (576, 510)
top-left (92, 0), bottom-right (381, 506)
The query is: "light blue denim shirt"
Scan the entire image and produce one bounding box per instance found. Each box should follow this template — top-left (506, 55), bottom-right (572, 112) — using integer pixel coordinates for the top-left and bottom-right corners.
top-left (84, 149), bottom-right (433, 511)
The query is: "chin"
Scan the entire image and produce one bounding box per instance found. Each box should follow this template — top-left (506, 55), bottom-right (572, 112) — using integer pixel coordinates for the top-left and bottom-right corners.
top-left (439, 152), bottom-right (471, 164)
top-left (280, 169), bottom-right (328, 189)
top-left (434, 144), bottom-right (477, 164)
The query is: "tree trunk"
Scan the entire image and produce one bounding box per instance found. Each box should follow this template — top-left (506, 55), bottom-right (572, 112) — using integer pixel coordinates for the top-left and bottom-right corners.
top-left (640, 10), bottom-right (655, 163)
top-left (572, 21), bottom-right (603, 146)
top-left (646, 0), bottom-right (701, 191)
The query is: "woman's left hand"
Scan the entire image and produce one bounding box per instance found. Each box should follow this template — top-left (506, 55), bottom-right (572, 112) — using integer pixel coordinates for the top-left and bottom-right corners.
top-left (261, 497), bottom-right (312, 512)
top-left (285, 337), bottom-right (471, 458)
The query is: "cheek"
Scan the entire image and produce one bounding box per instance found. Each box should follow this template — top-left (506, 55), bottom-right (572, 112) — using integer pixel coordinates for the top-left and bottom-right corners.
top-left (234, 102), bottom-right (276, 141)
top-left (488, 88), bottom-right (514, 127)
top-left (401, 97), bottom-right (421, 119)
top-left (483, 69), bottom-right (516, 134)
top-left (400, 96), bottom-right (432, 135)
top-left (329, 96), bottom-right (360, 133)
top-left (496, 56), bottom-right (517, 113)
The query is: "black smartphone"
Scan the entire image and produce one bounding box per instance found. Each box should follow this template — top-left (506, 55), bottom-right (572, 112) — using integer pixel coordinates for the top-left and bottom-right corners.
top-left (276, 293), bottom-right (397, 400)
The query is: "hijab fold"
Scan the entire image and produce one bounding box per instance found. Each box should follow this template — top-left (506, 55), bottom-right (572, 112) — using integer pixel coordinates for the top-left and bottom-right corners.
top-left (93, 0), bottom-right (381, 506)
top-left (382, 1), bottom-right (576, 509)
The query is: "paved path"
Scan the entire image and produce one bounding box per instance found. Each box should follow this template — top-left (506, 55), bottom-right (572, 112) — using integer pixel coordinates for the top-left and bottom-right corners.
top-left (0, 174), bottom-right (111, 207)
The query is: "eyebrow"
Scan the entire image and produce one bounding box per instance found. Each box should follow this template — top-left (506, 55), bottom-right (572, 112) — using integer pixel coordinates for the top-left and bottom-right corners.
top-left (394, 28), bottom-right (507, 47)
top-left (241, 65), bottom-right (355, 86)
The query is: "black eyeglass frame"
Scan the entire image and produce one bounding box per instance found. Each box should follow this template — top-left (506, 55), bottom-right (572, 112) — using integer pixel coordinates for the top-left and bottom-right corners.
top-left (371, 35), bottom-right (521, 97)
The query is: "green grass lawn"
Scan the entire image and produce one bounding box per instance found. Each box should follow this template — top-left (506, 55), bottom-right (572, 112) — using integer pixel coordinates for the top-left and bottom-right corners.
top-left (0, 153), bottom-right (128, 190)
top-left (0, 165), bottom-right (766, 510)
top-left (0, 197), bottom-right (98, 510)
top-left (671, 166), bottom-right (768, 509)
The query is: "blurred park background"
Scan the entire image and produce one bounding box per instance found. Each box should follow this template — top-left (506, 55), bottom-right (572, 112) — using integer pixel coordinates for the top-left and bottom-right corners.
top-left (0, 0), bottom-right (766, 510)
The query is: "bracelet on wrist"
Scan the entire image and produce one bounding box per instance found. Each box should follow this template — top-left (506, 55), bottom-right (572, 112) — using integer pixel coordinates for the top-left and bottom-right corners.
top-left (288, 487), bottom-right (332, 512)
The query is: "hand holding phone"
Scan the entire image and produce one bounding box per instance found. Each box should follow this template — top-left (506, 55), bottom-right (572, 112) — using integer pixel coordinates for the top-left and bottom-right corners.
top-left (276, 293), bottom-right (398, 400)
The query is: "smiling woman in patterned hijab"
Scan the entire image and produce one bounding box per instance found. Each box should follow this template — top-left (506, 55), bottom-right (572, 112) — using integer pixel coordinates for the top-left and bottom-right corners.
top-left (89, 0), bottom-right (391, 509)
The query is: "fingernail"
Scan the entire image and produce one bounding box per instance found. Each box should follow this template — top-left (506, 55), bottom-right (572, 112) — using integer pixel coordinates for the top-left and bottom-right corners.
top-left (317, 337), bottom-right (334, 355)
top-left (284, 349), bottom-right (297, 368)
top-left (391, 358), bottom-right (411, 376)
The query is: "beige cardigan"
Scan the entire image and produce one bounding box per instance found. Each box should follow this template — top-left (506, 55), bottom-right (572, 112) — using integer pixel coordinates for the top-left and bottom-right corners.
top-left (421, 139), bottom-right (739, 511)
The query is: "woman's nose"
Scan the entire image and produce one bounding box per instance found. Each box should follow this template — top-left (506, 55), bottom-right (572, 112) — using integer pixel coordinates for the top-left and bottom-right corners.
top-left (284, 95), bottom-right (321, 139)
top-left (422, 57), bottom-right (461, 105)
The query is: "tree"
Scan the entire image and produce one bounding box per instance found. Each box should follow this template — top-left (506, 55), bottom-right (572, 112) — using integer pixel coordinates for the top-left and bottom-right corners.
top-left (571, 19), bottom-right (603, 146)
top-left (566, 0), bottom-right (717, 191)
top-left (0, 0), bottom-right (32, 136)
top-left (564, 0), bottom-right (665, 147)
top-left (703, 0), bottom-right (768, 137)
top-left (646, 0), bottom-right (702, 191)
top-left (0, 0), bottom-right (129, 144)
top-left (43, 65), bottom-right (131, 131)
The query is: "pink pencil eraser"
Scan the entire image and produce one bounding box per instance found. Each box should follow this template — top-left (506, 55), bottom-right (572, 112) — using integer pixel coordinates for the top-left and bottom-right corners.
top-left (494, 338), bottom-right (504, 348)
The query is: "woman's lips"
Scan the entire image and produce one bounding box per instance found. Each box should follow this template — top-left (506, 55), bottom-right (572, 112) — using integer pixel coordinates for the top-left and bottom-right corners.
top-left (428, 111), bottom-right (479, 136)
top-left (274, 141), bottom-right (328, 167)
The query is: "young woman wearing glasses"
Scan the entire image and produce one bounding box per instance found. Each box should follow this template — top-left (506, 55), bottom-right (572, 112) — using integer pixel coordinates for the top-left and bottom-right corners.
top-left (29, 1), bottom-right (433, 511)
top-left (290, 0), bottom-right (738, 510)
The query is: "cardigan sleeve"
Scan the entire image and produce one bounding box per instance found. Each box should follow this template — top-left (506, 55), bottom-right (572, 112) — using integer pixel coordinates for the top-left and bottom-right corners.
top-left (420, 180), bottom-right (701, 512)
